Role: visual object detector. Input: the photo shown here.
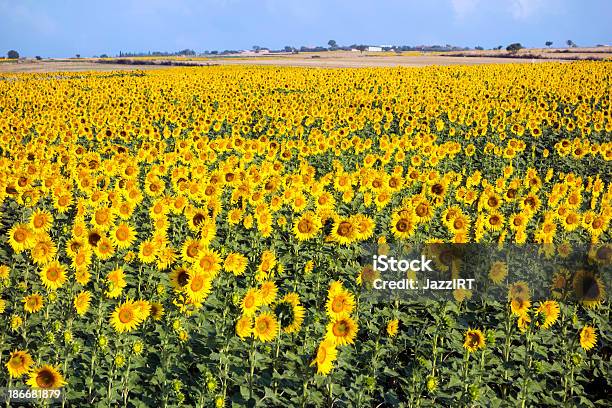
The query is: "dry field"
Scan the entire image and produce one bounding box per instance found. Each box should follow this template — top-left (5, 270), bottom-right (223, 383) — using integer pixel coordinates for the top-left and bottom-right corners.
top-left (4, 48), bottom-right (606, 73)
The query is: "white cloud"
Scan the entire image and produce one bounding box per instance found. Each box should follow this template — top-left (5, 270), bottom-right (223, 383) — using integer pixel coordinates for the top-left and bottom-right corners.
top-left (450, 0), bottom-right (557, 20)
top-left (509, 0), bottom-right (545, 20)
top-left (451, 0), bottom-right (480, 19)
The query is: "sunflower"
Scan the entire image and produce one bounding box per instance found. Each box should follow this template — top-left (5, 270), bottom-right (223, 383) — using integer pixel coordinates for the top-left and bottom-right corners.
top-left (517, 313), bottom-right (531, 333)
top-left (253, 312), bottom-right (279, 342)
top-left (572, 270), bottom-right (606, 308)
top-left (485, 211), bottom-right (505, 231)
top-left (138, 239), bottom-right (157, 264)
top-left (325, 289), bottom-right (355, 320)
top-left (0, 265), bottom-right (9, 280)
top-left (463, 329), bottom-right (486, 352)
top-left (40, 261), bottom-right (67, 291)
top-left (258, 281), bottom-right (278, 305)
top-left (293, 211), bottom-right (322, 241)
top-left (110, 300), bottom-right (142, 333)
top-left (196, 248), bottom-right (222, 277)
top-left (92, 207), bottom-right (115, 231)
top-left (223, 252), bottom-right (248, 276)
top-left (510, 298), bottom-right (531, 317)
top-left (330, 218), bottom-right (357, 245)
top-left (74, 291), bottom-right (92, 316)
top-left (386, 319), bottom-right (399, 337)
top-left (30, 235), bottom-right (57, 266)
top-left (75, 267), bottom-right (91, 286)
top-left (508, 281), bottom-right (530, 302)
top-left (106, 268), bottom-right (127, 299)
top-left (180, 238), bottom-right (202, 263)
top-left (535, 300), bottom-right (559, 329)
top-left (241, 288), bottom-right (262, 316)
top-left (326, 315), bottom-right (358, 346)
top-left (169, 266), bottom-right (191, 292)
top-left (236, 315), bottom-right (253, 339)
top-left (391, 212), bottom-right (415, 240)
top-left (23, 293), bottom-right (44, 313)
top-left (26, 365), bottom-right (66, 388)
top-left (579, 326), bottom-right (597, 351)
top-left (150, 302), bottom-right (165, 320)
top-left (30, 209), bottom-right (53, 232)
top-left (185, 272), bottom-right (212, 303)
top-left (111, 222), bottom-right (137, 250)
top-left (489, 261), bottom-right (508, 284)
top-left (413, 198), bottom-right (434, 223)
top-left (357, 264), bottom-right (380, 287)
top-left (134, 300), bottom-right (151, 321)
top-left (276, 293), bottom-right (305, 334)
top-left (94, 236), bottom-right (115, 260)
top-left (6, 350), bottom-right (34, 378)
top-left (310, 339), bottom-right (338, 375)
top-left (8, 223), bottom-right (35, 253)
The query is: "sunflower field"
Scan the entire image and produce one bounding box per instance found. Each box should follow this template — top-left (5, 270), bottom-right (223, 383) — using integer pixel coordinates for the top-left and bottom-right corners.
top-left (0, 62), bottom-right (610, 407)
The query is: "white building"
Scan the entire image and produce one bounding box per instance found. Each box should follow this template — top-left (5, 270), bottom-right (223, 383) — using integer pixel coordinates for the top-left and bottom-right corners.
top-left (367, 46), bottom-right (383, 52)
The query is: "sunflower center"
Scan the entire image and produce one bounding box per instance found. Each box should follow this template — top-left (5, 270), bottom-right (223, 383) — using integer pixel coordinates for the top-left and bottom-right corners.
top-left (187, 244), bottom-right (199, 257)
top-left (333, 321), bottom-right (348, 337)
top-left (396, 219), bottom-right (410, 232)
top-left (47, 267), bottom-right (59, 281)
top-left (10, 355), bottom-right (24, 368)
top-left (116, 227), bottom-right (129, 241)
top-left (257, 320), bottom-right (269, 332)
top-left (431, 183), bottom-right (443, 195)
top-left (337, 222), bottom-right (352, 237)
top-left (33, 216), bottom-right (46, 228)
top-left (36, 370), bottom-right (56, 388)
top-left (416, 203), bottom-right (428, 217)
top-left (490, 215), bottom-right (501, 226)
top-left (177, 271), bottom-right (189, 287)
top-left (317, 346), bottom-right (327, 363)
top-left (193, 213), bottom-right (205, 227)
top-left (488, 196), bottom-right (499, 207)
top-left (143, 244), bottom-right (154, 256)
top-left (14, 229), bottom-right (27, 243)
top-left (592, 218), bottom-right (603, 229)
top-left (191, 276), bottom-right (205, 291)
top-left (298, 219), bottom-right (314, 234)
top-left (200, 257), bottom-right (213, 271)
top-left (331, 297), bottom-right (345, 313)
top-left (453, 219), bottom-right (465, 230)
top-left (244, 295), bottom-right (255, 309)
top-left (95, 210), bottom-right (109, 224)
top-left (119, 308), bottom-right (134, 323)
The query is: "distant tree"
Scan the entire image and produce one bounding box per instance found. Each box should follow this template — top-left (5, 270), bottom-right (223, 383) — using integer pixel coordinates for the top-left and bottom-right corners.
top-left (210, 50), bottom-right (218, 55)
top-left (252, 45), bottom-right (261, 53)
top-left (475, 46), bottom-right (484, 50)
top-left (566, 40), bottom-right (576, 48)
top-left (506, 43), bottom-right (523, 53)
top-left (284, 46), bottom-right (293, 52)
top-left (356, 45), bottom-right (367, 54)
top-left (545, 41), bottom-right (553, 48)
top-left (35, 56), bottom-right (42, 60)
top-left (328, 39), bottom-right (337, 50)
top-left (7, 50), bottom-right (19, 59)
top-left (75, 54), bottom-right (80, 58)
top-left (496, 45), bottom-right (503, 50)
top-left (100, 54), bottom-right (109, 58)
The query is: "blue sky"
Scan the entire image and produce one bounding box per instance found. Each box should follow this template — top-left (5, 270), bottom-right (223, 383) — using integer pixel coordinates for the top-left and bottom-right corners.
top-left (1, 0), bottom-right (611, 57)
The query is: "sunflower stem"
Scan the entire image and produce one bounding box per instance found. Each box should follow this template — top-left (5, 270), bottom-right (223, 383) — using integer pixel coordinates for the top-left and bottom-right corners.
top-left (248, 337), bottom-right (256, 401)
